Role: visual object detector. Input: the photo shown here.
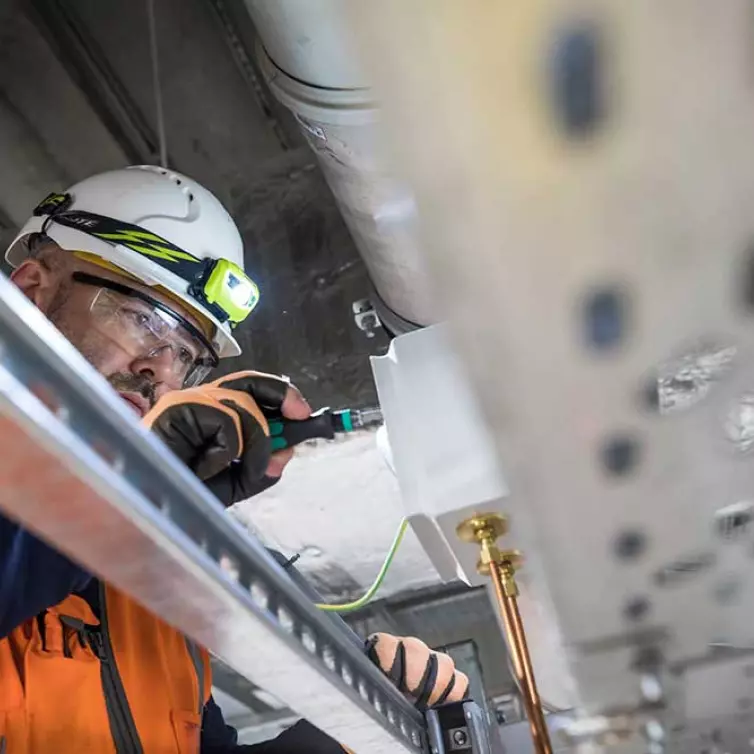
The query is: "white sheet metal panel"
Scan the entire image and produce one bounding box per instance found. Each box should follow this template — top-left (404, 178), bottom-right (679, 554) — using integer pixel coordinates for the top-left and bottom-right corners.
top-left (347, 0), bottom-right (754, 749)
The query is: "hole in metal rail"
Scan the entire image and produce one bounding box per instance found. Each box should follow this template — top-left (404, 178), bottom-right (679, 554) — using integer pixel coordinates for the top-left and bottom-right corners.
top-left (29, 381), bottom-right (62, 414)
top-left (277, 607), bottom-right (295, 634)
top-left (550, 20), bottom-right (604, 138)
top-left (358, 679), bottom-right (370, 701)
top-left (654, 551), bottom-right (715, 587)
top-left (715, 501), bottom-right (754, 540)
top-left (250, 581), bottom-right (269, 611)
top-left (411, 730), bottom-right (421, 747)
top-left (373, 696), bottom-right (384, 715)
top-left (235, 563), bottom-right (254, 590)
top-left (301, 626), bottom-right (317, 654)
top-left (738, 244), bottom-right (754, 313)
top-left (341, 663), bottom-right (354, 686)
top-left (322, 645), bottom-right (337, 671)
top-left (583, 287), bottom-right (628, 352)
top-left (724, 393), bottom-right (754, 453)
top-left (109, 453), bottom-right (126, 474)
top-left (387, 707), bottom-right (397, 725)
top-left (600, 434), bottom-right (641, 477)
top-left (623, 596), bottom-right (651, 622)
top-left (650, 344), bottom-right (737, 415)
top-left (614, 528), bottom-right (648, 561)
top-left (645, 719), bottom-right (664, 745)
top-left (90, 438), bottom-right (126, 473)
top-left (219, 553), bottom-right (240, 582)
top-left (640, 674), bottom-right (664, 705)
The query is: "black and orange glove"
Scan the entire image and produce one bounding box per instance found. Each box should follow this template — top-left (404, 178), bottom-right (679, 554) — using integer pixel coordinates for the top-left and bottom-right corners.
top-left (366, 633), bottom-right (470, 710)
top-left (144, 371), bottom-right (309, 506)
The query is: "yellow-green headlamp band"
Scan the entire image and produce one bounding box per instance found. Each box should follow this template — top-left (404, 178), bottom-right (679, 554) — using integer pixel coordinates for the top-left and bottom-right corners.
top-left (32, 194), bottom-right (260, 328)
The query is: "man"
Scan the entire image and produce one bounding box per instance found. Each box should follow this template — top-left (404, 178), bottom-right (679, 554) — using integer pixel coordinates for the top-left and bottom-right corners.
top-left (0, 166), bottom-right (467, 753)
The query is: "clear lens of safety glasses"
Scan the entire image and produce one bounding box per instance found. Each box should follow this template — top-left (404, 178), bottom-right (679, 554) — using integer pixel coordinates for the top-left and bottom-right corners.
top-left (89, 287), bottom-right (215, 387)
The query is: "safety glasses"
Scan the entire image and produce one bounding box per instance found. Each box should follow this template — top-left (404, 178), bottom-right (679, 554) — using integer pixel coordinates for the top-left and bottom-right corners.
top-left (73, 272), bottom-right (218, 387)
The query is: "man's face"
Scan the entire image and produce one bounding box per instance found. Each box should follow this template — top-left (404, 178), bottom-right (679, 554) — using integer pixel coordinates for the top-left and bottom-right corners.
top-left (11, 249), bottom-right (213, 417)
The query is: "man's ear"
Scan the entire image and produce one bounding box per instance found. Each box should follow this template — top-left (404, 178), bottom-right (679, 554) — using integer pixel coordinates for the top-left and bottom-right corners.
top-left (10, 259), bottom-right (61, 312)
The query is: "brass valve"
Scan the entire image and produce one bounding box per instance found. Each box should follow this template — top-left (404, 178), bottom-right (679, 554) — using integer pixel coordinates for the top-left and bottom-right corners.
top-left (495, 549), bottom-right (523, 596)
top-left (455, 513), bottom-right (522, 581)
top-left (455, 512), bottom-right (509, 545)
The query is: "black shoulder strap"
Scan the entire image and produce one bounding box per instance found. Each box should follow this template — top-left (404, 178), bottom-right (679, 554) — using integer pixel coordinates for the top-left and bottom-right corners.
top-left (184, 637), bottom-right (206, 722)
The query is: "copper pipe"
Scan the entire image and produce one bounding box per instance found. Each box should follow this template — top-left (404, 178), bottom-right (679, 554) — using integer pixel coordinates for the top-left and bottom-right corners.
top-left (506, 587), bottom-right (552, 749)
top-left (489, 560), bottom-right (553, 754)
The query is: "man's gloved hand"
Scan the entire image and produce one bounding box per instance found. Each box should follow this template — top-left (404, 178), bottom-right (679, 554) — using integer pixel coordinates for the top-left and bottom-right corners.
top-left (143, 371), bottom-right (310, 506)
top-left (366, 633), bottom-right (470, 710)
top-left (251, 634), bottom-right (467, 754)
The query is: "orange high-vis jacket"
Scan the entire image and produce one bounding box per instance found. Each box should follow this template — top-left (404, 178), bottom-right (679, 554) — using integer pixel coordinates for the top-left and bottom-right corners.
top-left (0, 581), bottom-right (211, 753)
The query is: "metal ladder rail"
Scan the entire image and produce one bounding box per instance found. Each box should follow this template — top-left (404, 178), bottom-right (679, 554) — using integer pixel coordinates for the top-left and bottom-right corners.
top-left (0, 271), bottom-right (424, 754)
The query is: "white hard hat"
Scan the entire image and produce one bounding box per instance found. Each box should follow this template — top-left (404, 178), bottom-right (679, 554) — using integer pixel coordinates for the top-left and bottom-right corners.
top-left (5, 165), bottom-right (257, 359)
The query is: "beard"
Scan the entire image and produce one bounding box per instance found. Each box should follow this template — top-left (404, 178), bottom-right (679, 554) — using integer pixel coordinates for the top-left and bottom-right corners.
top-left (107, 372), bottom-right (157, 408)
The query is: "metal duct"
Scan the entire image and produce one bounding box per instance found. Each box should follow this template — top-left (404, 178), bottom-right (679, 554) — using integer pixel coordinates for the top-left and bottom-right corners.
top-left (244, 0), bottom-right (434, 333)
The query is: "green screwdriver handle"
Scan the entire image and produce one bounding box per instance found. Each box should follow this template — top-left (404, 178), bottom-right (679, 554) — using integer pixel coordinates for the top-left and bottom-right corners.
top-left (267, 409), bottom-right (337, 451)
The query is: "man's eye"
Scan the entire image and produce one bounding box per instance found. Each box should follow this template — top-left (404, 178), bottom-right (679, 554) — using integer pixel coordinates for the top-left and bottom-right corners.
top-left (122, 308), bottom-right (152, 328)
top-left (177, 346), bottom-right (196, 366)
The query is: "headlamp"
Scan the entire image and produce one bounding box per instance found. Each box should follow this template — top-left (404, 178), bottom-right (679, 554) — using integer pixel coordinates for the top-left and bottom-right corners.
top-left (192, 258), bottom-right (260, 326)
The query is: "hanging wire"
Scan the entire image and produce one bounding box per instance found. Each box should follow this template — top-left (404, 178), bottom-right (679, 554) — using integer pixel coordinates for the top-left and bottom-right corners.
top-left (316, 518), bottom-right (409, 613)
top-left (146, 0), bottom-right (168, 167)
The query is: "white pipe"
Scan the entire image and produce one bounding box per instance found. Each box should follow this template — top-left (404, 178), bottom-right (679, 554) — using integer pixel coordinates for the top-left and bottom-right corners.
top-left (244, 0), bottom-right (368, 89)
top-left (245, 0), bottom-right (435, 331)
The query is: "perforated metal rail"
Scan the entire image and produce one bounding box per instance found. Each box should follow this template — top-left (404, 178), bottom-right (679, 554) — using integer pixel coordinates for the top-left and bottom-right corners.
top-left (0, 272), bottom-right (425, 754)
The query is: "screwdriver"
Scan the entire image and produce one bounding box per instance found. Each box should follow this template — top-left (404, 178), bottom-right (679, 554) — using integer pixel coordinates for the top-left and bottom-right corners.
top-left (267, 406), bottom-right (383, 451)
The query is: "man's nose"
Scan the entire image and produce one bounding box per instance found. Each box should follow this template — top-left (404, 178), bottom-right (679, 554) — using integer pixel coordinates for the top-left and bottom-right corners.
top-left (130, 347), bottom-right (180, 391)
